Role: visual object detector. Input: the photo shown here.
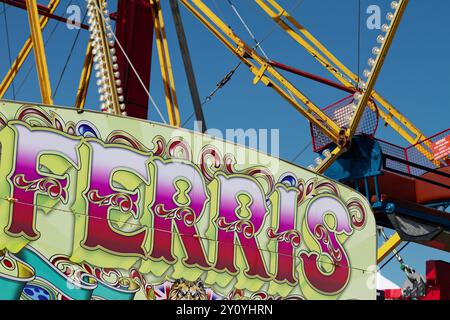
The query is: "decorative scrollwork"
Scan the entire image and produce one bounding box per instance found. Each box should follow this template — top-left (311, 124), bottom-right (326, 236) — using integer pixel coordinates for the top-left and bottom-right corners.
top-left (13, 174), bottom-right (67, 201)
top-left (216, 217), bottom-right (255, 239)
top-left (106, 131), bottom-right (150, 152)
top-left (314, 224), bottom-right (343, 262)
top-left (130, 269), bottom-right (154, 299)
top-left (154, 204), bottom-right (196, 227)
top-left (250, 291), bottom-right (305, 300)
top-left (267, 228), bottom-right (301, 247)
top-left (87, 189), bottom-right (137, 218)
top-left (199, 145), bottom-right (275, 197)
top-left (347, 199), bottom-right (367, 229)
top-left (17, 106), bottom-right (76, 135)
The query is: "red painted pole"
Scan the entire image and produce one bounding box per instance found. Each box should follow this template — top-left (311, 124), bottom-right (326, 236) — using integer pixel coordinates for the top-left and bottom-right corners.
top-left (269, 60), bottom-right (356, 94)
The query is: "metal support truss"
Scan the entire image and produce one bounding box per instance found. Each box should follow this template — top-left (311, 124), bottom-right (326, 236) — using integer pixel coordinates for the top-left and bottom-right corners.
top-left (254, 0), bottom-right (438, 166)
top-left (25, 0), bottom-right (54, 105)
top-left (151, 0), bottom-right (181, 127)
top-left (75, 42), bottom-right (93, 111)
top-left (179, 0), bottom-right (342, 145)
top-left (0, 0), bottom-right (59, 99)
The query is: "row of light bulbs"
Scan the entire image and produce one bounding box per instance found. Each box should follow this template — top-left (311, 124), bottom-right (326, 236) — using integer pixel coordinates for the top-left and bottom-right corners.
top-left (307, 149), bottom-right (332, 171)
top-left (86, 0), bottom-right (127, 116)
top-left (352, 0), bottom-right (400, 109)
top-left (342, 0), bottom-right (401, 126)
top-left (307, 1), bottom-right (401, 172)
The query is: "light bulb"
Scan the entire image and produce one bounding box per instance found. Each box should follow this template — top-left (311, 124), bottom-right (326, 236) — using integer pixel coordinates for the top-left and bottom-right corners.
top-left (386, 12), bottom-right (394, 21)
top-left (315, 157), bottom-right (323, 166)
top-left (307, 165), bottom-right (316, 171)
top-left (363, 69), bottom-right (371, 78)
top-left (120, 104), bottom-right (126, 111)
top-left (121, 111), bottom-right (127, 116)
top-left (372, 47), bottom-right (381, 55)
top-left (117, 87), bottom-right (123, 94)
top-left (391, 1), bottom-right (399, 9)
top-left (368, 58), bottom-right (376, 66)
top-left (358, 81), bottom-right (366, 90)
top-left (377, 35), bottom-right (385, 44)
top-left (322, 149), bottom-right (331, 159)
top-left (354, 92), bottom-right (362, 100)
top-left (381, 24), bottom-right (390, 32)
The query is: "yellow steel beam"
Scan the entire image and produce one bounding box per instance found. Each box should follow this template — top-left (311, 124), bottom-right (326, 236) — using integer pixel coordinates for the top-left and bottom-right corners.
top-left (377, 232), bottom-right (402, 263)
top-left (255, 0), bottom-right (355, 90)
top-left (348, 0), bottom-right (409, 138)
top-left (0, 0), bottom-right (59, 99)
top-left (75, 41), bottom-right (93, 111)
top-left (179, 0), bottom-right (342, 144)
top-left (255, 0), bottom-right (438, 165)
top-left (25, 0), bottom-right (53, 105)
top-left (150, 0), bottom-right (181, 127)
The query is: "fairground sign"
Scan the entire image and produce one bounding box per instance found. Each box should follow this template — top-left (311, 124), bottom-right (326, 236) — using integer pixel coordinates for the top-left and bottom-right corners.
top-left (0, 101), bottom-right (376, 300)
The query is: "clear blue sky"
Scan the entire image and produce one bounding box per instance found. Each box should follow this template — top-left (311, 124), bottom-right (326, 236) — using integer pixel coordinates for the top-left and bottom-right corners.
top-left (1, 0), bottom-right (449, 288)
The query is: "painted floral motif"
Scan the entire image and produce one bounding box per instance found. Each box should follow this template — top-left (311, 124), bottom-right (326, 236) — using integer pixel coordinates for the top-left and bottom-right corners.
top-left (13, 174), bottom-right (67, 201)
top-left (87, 189), bottom-right (138, 218)
top-left (216, 217), bottom-right (255, 239)
top-left (17, 106), bottom-right (76, 135)
top-left (314, 224), bottom-right (343, 262)
top-left (200, 145), bottom-right (275, 197)
top-left (153, 204), bottom-right (196, 227)
top-left (151, 135), bottom-right (192, 161)
top-left (267, 228), bottom-right (301, 247)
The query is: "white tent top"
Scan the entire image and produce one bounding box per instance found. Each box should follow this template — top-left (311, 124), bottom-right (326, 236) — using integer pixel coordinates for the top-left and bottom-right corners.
top-left (377, 273), bottom-right (401, 290)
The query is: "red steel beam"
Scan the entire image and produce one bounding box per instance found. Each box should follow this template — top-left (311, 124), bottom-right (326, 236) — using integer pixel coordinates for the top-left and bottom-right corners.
top-left (269, 60), bottom-right (356, 94)
top-left (115, 0), bottom-right (154, 119)
top-left (0, 0), bottom-right (89, 29)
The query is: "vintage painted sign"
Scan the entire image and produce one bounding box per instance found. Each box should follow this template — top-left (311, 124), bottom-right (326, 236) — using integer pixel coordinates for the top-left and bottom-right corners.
top-left (0, 101), bottom-right (376, 300)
